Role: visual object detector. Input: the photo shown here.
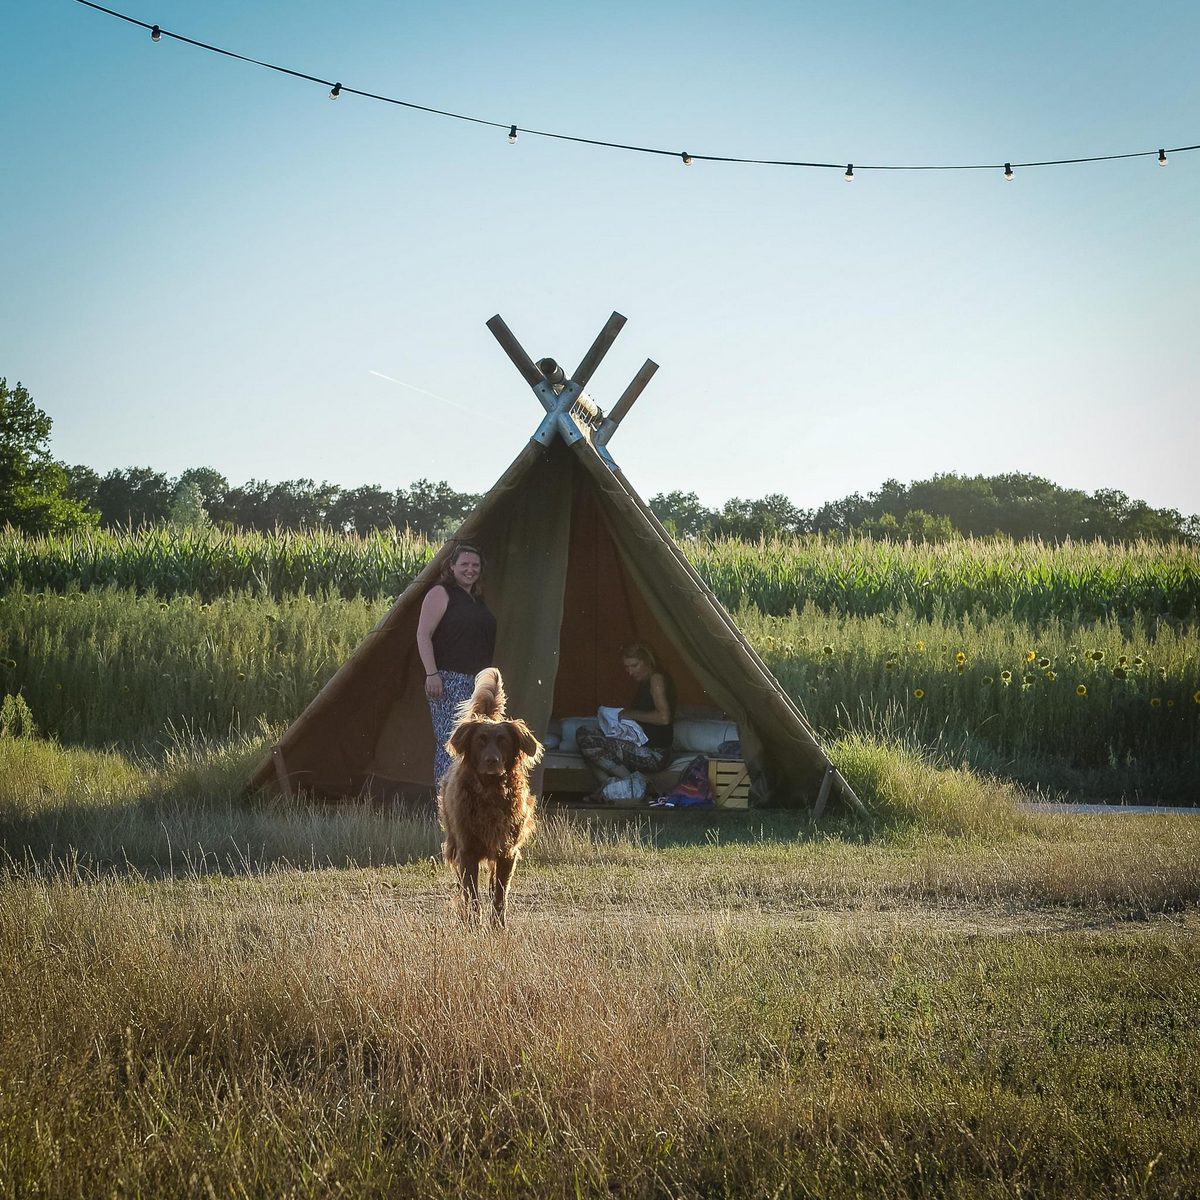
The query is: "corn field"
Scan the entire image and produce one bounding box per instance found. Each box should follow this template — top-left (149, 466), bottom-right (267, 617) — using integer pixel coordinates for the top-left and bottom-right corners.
top-left (2, 584), bottom-right (1197, 799)
top-left (3, 527), bottom-right (1197, 622)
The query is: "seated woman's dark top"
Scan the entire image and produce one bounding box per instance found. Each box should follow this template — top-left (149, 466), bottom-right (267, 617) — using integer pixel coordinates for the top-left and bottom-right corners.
top-left (431, 584), bottom-right (496, 674)
top-left (633, 673), bottom-right (675, 751)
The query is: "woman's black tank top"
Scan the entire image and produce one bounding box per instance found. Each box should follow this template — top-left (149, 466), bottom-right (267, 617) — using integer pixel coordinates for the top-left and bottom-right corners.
top-left (431, 584), bottom-right (496, 675)
top-left (632, 673), bottom-right (675, 750)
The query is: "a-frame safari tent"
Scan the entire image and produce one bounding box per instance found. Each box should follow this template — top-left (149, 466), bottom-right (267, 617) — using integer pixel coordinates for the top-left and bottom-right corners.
top-left (251, 313), bottom-right (863, 814)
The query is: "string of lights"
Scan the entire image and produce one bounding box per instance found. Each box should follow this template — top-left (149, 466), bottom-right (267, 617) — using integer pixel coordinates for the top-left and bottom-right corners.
top-left (74, 0), bottom-right (1199, 180)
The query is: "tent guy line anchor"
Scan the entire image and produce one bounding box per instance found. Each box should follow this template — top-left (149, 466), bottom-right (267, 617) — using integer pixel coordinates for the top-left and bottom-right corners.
top-left (485, 312), bottom-right (658, 469)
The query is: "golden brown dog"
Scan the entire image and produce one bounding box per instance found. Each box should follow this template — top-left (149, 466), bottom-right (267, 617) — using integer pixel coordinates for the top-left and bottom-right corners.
top-left (437, 668), bottom-right (543, 926)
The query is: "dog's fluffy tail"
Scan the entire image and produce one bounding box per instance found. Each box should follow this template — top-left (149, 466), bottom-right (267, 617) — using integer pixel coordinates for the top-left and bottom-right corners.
top-left (457, 667), bottom-right (507, 722)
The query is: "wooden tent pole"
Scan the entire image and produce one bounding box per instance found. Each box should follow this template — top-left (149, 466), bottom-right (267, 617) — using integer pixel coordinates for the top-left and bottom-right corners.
top-left (486, 315), bottom-right (546, 392)
top-left (272, 745), bottom-right (294, 800)
top-left (835, 770), bottom-right (869, 818)
top-left (595, 359), bottom-right (659, 447)
top-left (572, 311), bottom-right (627, 387)
top-left (813, 764), bottom-right (836, 818)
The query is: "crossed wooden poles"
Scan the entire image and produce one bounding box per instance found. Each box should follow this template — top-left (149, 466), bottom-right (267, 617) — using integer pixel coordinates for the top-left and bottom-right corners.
top-left (485, 311), bottom-right (657, 465)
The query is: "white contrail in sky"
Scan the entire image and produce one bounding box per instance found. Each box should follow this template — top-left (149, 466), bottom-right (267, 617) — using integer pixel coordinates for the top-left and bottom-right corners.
top-left (368, 370), bottom-right (479, 414)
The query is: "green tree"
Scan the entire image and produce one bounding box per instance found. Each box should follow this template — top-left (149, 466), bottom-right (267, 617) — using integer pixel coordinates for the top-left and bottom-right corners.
top-left (168, 480), bottom-right (211, 529)
top-left (0, 378), bottom-right (96, 534)
top-left (648, 490), bottom-right (716, 538)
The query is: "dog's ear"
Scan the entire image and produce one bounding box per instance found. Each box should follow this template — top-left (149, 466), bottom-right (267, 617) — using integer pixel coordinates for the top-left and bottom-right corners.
top-left (447, 719), bottom-right (477, 759)
top-left (507, 719), bottom-right (544, 765)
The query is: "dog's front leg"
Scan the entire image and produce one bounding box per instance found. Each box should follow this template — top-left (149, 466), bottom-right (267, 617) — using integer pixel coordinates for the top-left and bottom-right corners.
top-left (491, 853), bottom-right (517, 927)
top-left (460, 859), bottom-right (483, 925)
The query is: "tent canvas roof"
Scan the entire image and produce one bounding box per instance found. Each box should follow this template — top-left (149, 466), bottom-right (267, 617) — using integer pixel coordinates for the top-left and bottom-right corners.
top-left (251, 315), bottom-right (860, 812)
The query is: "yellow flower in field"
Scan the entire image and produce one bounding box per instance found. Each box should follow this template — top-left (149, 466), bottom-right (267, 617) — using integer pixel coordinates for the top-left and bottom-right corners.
top-left (916, 640), bottom-right (925, 652)
top-left (1167, 699), bottom-right (1176, 709)
top-left (983, 676), bottom-right (994, 685)
top-left (1038, 657), bottom-right (1050, 669)
top-left (1000, 670), bottom-right (1013, 684)
top-left (913, 688), bottom-right (925, 699)
top-left (1194, 690), bottom-right (1200, 704)
top-left (885, 659), bottom-right (898, 671)
top-left (956, 651), bottom-right (967, 665)
top-left (1117, 655), bottom-right (1128, 667)
top-left (1089, 649), bottom-right (1105, 663)
top-left (1026, 650), bottom-right (1037, 662)
top-left (1151, 698), bottom-right (1162, 708)
top-left (1112, 667), bottom-right (1127, 680)
top-left (1076, 685), bottom-right (1087, 696)
top-left (822, 644), bottom-right (835, 656)
top-left (1158, 667), bottom-right (1168, 680)
top-left (1133, 656), bottom-right (1146, 668)
top-left (1045, 670), bottom-right (1057, 682)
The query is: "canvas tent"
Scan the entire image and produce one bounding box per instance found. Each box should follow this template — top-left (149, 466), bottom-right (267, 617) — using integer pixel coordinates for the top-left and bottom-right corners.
top-left (251, 313), bottom-right (862, 813)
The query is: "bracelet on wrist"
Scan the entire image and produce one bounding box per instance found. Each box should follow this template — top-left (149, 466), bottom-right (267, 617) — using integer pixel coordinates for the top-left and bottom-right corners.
top-left (426, 671), bottom-right (441, 677)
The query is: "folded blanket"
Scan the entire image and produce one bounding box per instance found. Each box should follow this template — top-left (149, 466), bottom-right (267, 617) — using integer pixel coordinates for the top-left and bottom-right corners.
top-left (597, 705), bottom-right (648, 745)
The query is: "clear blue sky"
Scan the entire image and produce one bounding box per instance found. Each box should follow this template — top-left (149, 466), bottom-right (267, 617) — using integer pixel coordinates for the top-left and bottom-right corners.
top-left (5, 0), bottom-right (1199, 515)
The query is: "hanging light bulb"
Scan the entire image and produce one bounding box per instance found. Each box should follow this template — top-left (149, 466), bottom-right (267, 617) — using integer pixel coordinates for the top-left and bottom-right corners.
top-left (681, 151), bottom-right (693, 165)
top-left (1159, 148), bottom-right (1168, 165)
top-left (329, 82), bottom-right (342, 100)
top-left (1004, 162), bottom-right (1014, 181)
top-left (150, 25), bottom-right (161, 41)
top-left (508, 125), bottom-right (518, 144)
top-left (844, 163), bottom-right (854, 181)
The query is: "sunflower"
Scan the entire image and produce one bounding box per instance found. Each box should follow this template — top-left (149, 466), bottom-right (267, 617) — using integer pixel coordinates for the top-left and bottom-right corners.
top-left (983, 676), bottom-right (994, 685)
top-left (822, 644), bottom-right (834, 656)
top-left (1076, 685), bottom-right (1088, 697)
top-left (956, 651), bottom-right (967, 665)
top-left (913, 688), bottom-right (925, 700)
top-left (1117, 655), bottom-right (1129, 667)
top-left (1112, 666), bottom-right (1127, 680)
top-left (1089, 649), bottom-right (1105, 662)
top-left (1167, 699), bottom-right (1176, 709)
top-left (1158, 666), bottom-right (1168, 680)
top-left (885, 659), bottom-right (898, 671)
top-left (1133, 656), bottom-right (1146, 668)
top-left (1151, 698), bottom-right (1162, 708)
top-left (916, 640), bottom-right (925, 652)
top-left (1023, 674), bottom-right (1037, 685)
top-left (1194, 690), bottom-right (1200, 705)
top-left (1038, 657), bottom-right (1050, 669)
top-left (1045, 670), bottom-right (1057, 682)
top-left (1000, 670), bottom-right (1013, 684)
top-left (1026, 650), bottom-right (1037, 662)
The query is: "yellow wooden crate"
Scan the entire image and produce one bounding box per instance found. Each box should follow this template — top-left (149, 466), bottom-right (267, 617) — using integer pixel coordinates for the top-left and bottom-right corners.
top-left (708, 758), bottom-right (750, 808)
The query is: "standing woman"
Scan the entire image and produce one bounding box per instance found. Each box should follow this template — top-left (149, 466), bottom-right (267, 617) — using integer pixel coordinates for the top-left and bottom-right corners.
top-left (416, 542), bottom-right (496, 785)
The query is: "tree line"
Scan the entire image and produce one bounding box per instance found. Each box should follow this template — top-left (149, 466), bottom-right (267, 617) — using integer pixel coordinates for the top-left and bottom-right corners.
top-left (3, 375), bottom-right (1197, 542)
top-left (649, 476), bottom-right (1200, 543)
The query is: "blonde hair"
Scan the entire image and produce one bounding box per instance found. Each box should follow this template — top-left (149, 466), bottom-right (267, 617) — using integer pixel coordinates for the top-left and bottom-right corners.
top-left (620, 642), bottom-right (658, 671)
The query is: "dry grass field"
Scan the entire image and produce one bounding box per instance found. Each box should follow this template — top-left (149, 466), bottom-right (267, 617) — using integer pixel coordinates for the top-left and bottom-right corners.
top-left (2, 734), bottom-right (1198, 1198)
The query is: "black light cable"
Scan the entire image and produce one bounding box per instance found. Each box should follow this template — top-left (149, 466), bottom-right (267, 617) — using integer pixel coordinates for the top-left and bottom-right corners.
top-left (72, 0), bottom-right (1200, 177)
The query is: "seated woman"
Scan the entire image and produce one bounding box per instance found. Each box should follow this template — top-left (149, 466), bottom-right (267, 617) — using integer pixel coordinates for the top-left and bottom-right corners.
top-left (577, 642), bottom-right (676, 802)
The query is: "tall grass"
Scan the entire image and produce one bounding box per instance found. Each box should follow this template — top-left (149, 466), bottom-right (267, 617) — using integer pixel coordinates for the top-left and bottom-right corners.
top-left (0, 587), bottom-right (382, 745)
top-left (5, 527), bottom-right (1197, 622)
top-left (738, 602), bottom-right (1200, 796)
